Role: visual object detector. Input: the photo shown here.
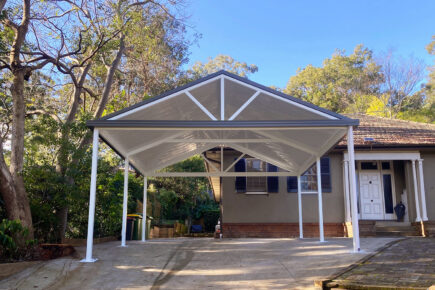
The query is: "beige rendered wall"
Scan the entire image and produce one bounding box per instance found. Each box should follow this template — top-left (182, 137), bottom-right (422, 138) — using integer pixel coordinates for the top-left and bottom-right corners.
top-left (221, 152), bottom-right (345, 223)
top-left (421, 152), bottom-right (435, 221)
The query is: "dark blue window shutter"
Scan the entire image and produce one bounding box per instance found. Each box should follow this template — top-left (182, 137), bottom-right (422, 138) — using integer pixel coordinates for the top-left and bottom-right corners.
top-left (267, 163), bottom-right (279, 193)
top-left (234, 158), bottom-right (246, 193)
top-left (287, 176), bottom-right (297, 193)
top-left (320, 157), bottom-right (331, 192)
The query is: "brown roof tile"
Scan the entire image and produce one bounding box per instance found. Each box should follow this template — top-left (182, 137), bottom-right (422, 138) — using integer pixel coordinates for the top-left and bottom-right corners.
top-left (338, 114), bottom-right (435, 147)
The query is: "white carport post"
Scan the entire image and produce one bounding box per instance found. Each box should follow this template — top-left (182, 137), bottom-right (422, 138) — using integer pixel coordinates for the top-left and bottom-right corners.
top-left (297, 175), bottom-right (303, 239)
top-left (316, 157), bottom-right (324, 242)
top-left (82, 129), bottom-right (99, 262)
top-left (347, 126), bottom-right (360, 252)
top-left (121, 158), bottom-right (129, 247)
top-left (142, 177), bottom-right (148, 242)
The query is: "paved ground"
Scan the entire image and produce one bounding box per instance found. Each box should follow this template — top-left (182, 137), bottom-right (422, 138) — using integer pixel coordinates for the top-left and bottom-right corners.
top-left (0, 237), bottom-right (395, 290)
top-left (325, 237), bottom-right (435, 289)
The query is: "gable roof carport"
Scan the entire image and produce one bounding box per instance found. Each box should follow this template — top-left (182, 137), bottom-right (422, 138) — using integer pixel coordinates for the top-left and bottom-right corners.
top-left (82, 70), bottom-right (361, 262)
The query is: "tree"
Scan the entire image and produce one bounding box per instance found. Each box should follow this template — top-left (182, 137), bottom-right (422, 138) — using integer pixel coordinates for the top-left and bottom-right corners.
top-left (188, 54), bottom-right (258, 79)
top-left (377, 50), bottom-right (426, 118)
top-left (0, 0), bottom-right (86, 236)
top-left (285, 45), bottom-right (383, 113)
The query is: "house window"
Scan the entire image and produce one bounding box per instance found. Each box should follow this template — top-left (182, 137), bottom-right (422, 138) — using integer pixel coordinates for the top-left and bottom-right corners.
top-left (234, 158), bottom-right (279, 194)
top-left (287, 157), bottom-right (331, 193)
top-left (246, 159), bottom-right (267, 193)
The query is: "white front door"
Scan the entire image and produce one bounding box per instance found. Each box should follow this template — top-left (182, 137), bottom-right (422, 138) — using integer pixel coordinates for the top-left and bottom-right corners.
top-left (359, 172), bottom-right (384, 220)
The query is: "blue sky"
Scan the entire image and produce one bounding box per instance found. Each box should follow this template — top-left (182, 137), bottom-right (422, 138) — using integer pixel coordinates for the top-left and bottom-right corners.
top-left (185, 0), bottom-right (435, 88)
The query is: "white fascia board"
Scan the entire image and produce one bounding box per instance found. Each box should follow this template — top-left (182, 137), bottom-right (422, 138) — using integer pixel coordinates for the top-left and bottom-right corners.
top-left (222, 75), bottom-right (338, 120)
top-left (109, 75), bottom-right (222, 120)
top-left (343, 151), bottom-right (421, 161)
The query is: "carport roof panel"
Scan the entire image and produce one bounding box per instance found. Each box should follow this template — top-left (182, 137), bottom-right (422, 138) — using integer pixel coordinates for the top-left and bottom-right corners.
top-left (95, 70), bottom-right (353, 122)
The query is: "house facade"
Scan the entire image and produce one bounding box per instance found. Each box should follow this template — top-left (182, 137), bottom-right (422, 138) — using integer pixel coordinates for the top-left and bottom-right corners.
top-left (206, 115), bottom-right (435, 238)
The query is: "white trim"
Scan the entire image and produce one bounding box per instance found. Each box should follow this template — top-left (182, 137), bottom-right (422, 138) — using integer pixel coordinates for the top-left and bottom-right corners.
top-left (222, 75), bottom-right (338, 120)
top-left (228, 91), bottom-right (260, 120)
top-left (224, 153), bottom-right (246, 172)
top-left (412, 160), bottom-right (422, 222)
top-left (344, 151), bottom-right (421, 161)
top-left (127, 132), bottom-right (185, 157)
top-left (110, 76), bottom-right (222, 120)
top-left (297, 175), bottom-right (303, 239)
top-left (220, 76), bottom-right (225, 120)
top-left (256, 130), bottom-right (318, 155)
top-left (142, 177), bottom-right (147, 242)
top-left (228, 143), bottom-right (295, 172)
top-left (245, 191), bottom-right (268, 195)
top-left (201, 153), bottom-right (220, 172)
top-left (316, 157), bottom-right (325, 242)
top-left (140, 144), bottom-right (217, 175)
top-left (165, 138), bottom-right (273, 143)
top-left (146, 171), bottom-right (293, 177)
top-left (121, 158), bottom-right (129, 247)
top-left (82, 129), bottom-right (99, 263)
top-left (347, 126), bottom-right (361, 252)
top-left (417, 159), bottom-right (428, 221)
top-left (185, 91), bottom-right (218, 121)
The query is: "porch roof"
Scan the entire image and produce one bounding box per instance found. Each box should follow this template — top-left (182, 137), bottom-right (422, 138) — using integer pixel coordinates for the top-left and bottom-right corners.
top-left (338, 114), bottom-right (435, 148)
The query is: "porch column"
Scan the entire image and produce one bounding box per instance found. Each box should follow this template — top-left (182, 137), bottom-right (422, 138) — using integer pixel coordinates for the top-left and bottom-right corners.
top-left (121, 158), bottom-right (129, 247)
top-left (412, 160), bottom-right (422, 222)
top-left (347, 126), bottom-right (360, 252)
top-left (297, 175), bottom-right (303, 238)
top-left (82, 129), bottom-right (99, 262)
top-left (316, 157), bottom-right (324, 242)
top-left (142, 176), bottom-right (148, 242)
top-left (343, 160), bottom-right (352, 222)
top-left (417, 159), bottom-right (428, 221)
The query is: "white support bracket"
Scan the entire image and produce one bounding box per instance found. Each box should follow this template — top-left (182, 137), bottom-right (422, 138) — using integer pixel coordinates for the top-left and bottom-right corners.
top-left (228, 91), bottom-right (260, 120)
top-left (201, 153), bottom-right (220, 172)
top-left (185, 91), bottom-right (217, 121)
top-left (225, 153), bottom-right (246, 172)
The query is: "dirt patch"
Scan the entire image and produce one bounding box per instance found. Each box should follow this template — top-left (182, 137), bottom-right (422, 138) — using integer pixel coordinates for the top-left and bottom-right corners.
top-left (0, 261), bottom-right (41, 280)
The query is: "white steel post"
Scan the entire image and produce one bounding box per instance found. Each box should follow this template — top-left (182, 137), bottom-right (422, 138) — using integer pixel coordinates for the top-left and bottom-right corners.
top-left (297, 175), bottom-right (303, 239)
top-left (343, 160), bottom-right (352, 222)
top-left (347, 126), bottom-right (360, 252)
top-left (121, 158), bottom-right (129, 247)
top-left (142, 177), bottom-right (148, 242)
top-left (417, 159), bottom-right (428, 221)
top-left (411, 160), bottom-right (422, 222)
top-left (316, 157), bottom-right (324, 242)
top-left (82, 129), bottom-right (99, 262)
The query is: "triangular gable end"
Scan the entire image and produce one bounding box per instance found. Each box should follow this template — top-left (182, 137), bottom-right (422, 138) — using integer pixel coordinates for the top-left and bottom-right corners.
top-left (100, 70), bottom-right (347, 122)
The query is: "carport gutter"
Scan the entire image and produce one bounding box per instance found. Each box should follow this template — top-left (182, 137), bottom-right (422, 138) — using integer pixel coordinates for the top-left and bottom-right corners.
top-left (86, 119), bottom-right (359, 129)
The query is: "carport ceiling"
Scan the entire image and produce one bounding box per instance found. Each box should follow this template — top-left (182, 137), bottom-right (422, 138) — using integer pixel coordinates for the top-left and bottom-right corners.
top-left (87, 71), bottom-right (358, 176)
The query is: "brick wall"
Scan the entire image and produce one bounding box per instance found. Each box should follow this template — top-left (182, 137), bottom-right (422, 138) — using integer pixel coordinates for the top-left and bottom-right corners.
top-left (221, 223), bottom-right (347, 238)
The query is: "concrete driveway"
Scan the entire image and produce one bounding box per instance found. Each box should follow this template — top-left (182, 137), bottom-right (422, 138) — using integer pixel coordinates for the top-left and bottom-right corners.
top-left (0, 237), bottom-right (396, 289)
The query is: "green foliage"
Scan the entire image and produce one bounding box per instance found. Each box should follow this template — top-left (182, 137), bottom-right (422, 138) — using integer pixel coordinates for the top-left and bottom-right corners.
top-left (151, 156), bottom-right (219, 225)
top-left (189, 54), bottom-right (258, 79)
top-left (0, 219), bottom-right (36, 261)
top-left (285, 45), bottom-right (383, 113)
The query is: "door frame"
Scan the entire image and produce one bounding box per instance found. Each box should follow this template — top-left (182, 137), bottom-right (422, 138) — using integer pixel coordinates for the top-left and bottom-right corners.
top-left (356, 160), bottom-right (397, 220)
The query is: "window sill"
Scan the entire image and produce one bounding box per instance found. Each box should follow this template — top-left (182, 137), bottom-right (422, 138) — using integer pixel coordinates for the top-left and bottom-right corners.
top-left (245, 192), bottom-right (268, 195)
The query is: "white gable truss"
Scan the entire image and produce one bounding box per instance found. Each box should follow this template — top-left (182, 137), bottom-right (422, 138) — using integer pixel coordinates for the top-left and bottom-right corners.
top-left (88, 70), bottom-right (358, 177)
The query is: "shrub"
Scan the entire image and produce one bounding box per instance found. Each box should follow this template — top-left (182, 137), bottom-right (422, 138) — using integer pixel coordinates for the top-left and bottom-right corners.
top-left (0, 219), bottom-right (37, 261)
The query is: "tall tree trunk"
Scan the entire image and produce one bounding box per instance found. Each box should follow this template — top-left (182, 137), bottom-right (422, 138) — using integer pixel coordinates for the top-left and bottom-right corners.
top-left (0, 70), bottom-right (34, 237)
top-left (55, 35), bottom-right (125, 241)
